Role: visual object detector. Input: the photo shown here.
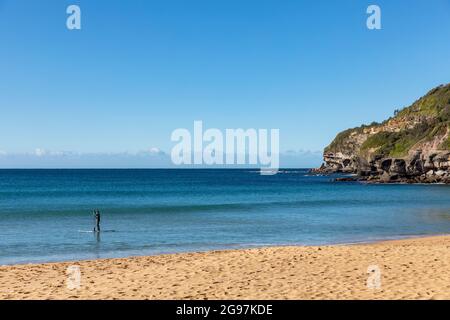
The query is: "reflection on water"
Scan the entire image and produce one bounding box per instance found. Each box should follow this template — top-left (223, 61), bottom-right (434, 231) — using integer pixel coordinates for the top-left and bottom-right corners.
top-left (94, 231), bottom-right (101, 259)
top-left (420, 208), bottom-right (450, 222)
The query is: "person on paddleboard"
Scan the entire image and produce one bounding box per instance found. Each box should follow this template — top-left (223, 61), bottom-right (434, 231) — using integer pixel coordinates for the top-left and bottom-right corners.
top-left (93, 209), bottom-right (101, 232)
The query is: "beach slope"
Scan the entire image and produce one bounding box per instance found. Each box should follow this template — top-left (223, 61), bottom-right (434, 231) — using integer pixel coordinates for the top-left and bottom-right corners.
top-left (1, 236), bottom-right (450, 300)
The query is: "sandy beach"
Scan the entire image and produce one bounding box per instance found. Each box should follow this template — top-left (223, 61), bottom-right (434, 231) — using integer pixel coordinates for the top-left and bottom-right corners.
top-left (1, 235), bottom-right (450, 300)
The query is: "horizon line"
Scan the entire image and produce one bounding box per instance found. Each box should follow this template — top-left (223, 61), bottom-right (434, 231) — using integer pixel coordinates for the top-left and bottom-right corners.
top-left (0, 167), bottom-right (313, 170)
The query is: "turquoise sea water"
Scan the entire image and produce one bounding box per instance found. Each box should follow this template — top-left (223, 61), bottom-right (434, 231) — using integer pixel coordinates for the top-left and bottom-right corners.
top-left (0, 169), bottom-right (449, 265)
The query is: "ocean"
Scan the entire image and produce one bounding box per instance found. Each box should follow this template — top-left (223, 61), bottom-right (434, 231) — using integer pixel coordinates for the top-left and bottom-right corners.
top-left (0, 169), bottom-right (449, 265)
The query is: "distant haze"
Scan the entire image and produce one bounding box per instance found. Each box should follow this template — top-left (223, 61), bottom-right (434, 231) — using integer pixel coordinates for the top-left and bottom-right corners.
top-left (0, 150), bottom-right (321, 169)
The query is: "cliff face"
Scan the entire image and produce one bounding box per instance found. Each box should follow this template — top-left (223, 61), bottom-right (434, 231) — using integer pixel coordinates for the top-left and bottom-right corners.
top-left (316, 84), bottom-right (450, 183)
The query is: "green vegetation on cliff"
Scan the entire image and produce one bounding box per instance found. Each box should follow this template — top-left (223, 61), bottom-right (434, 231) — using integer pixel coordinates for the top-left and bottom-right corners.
top-left (360, 123), bottom-right (434, 157)
top-left (397, 85), bottom-right (450, 118)
top-left (325, 83), bottom-right (450, 158)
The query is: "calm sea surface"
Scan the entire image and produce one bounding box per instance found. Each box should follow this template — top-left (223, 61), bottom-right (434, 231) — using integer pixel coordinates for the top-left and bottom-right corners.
top-left (1, 169), bottom-right (449, 265)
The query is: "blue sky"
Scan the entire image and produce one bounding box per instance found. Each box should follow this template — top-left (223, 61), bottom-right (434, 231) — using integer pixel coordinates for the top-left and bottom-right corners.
top-left (1, 0), bottom-right (450, 167)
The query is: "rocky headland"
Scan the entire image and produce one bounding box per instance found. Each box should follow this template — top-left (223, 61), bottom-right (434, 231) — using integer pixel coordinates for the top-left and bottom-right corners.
top-left (313, 83), bottom-right (450, 184)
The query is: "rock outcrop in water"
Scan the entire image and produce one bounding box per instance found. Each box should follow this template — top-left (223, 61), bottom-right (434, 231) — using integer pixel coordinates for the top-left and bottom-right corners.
top-left (314, 83), bottom-right (450, 183)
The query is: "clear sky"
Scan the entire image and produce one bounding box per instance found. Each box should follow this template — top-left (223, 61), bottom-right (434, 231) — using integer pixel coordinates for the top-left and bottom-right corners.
top-left (1, 0), bottom-right (450, 167)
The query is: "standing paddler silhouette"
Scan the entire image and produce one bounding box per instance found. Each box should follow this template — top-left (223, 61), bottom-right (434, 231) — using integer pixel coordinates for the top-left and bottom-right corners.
top-left (93, 209), bottom-right (101, 232)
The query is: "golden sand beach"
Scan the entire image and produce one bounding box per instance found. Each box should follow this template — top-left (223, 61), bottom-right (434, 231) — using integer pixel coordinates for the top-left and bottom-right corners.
top-left (1, 235), bottom-right (449, 300)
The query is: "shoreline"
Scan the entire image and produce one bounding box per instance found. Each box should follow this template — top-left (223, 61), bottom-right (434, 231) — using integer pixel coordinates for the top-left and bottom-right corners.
top-left (1, 234), bottom-right (450, 299)
top-left (2, 233), bottom-right (447, 267)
